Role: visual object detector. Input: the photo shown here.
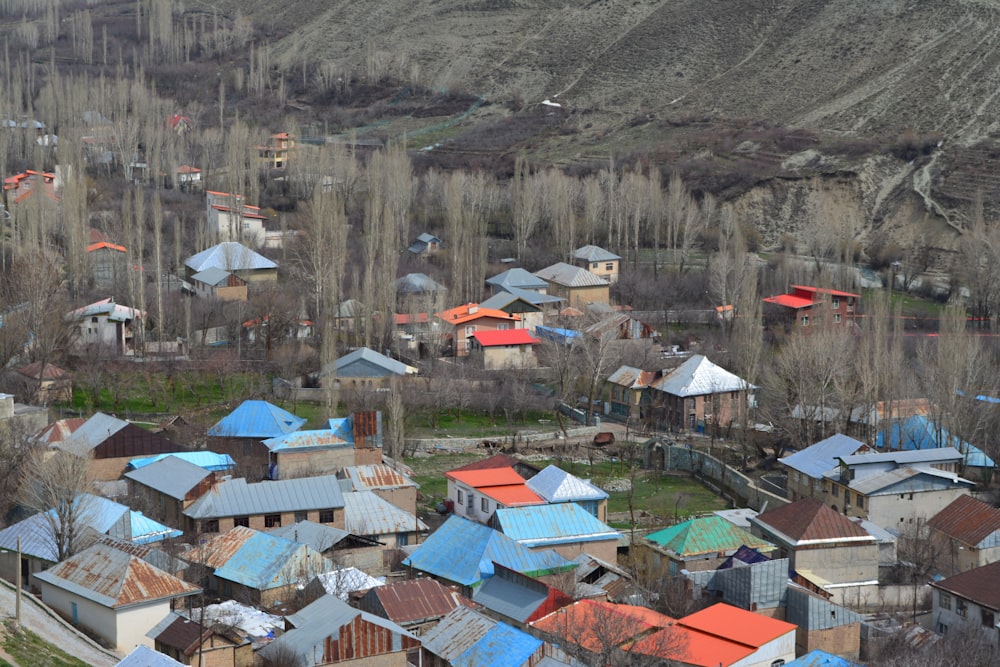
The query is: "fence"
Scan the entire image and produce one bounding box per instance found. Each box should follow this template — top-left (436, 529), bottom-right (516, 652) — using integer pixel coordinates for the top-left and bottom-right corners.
top-left (660, 444), bottom-right (789, 512)
top-left (404, 425), bottom-right (599, 453)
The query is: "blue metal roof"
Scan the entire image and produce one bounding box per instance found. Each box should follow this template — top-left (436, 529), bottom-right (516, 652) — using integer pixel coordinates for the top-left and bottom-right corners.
top-left (130, 511), bottom-right (183, 544)
top-left (127, 451), bottom-right (235, 472)
top-left (494, 503), bottom-right (619, 548)
top-left (875, 415), bottom-right (996, 468)
top-left (328, 417), bottom-right (355, 442)
top-left (786, 649), bottom-right (861, 667)
top-left (456, 621), bottom-right (542, 667)
top-left (779, 434), bottom-right (866, 479)
top-left (402, 515), bottom-right (576, 587)
top-left (207, 400), bottom-right (306, 438)
top-left (214, 531), bottom-right (325, 590)
top-left (534, 325), bottom-right (582, 345)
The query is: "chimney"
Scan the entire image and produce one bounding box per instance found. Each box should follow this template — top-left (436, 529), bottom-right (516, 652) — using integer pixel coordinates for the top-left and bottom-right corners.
top-left (352, 411), bottom-right (383, 450)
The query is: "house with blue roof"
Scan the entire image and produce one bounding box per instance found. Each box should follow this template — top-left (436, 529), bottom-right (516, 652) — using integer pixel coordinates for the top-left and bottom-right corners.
top-left (402, 515), bottom-right (576, 594)
top-left (491, 502), bottom-right (620, 563)
top-left (127, 450), bottom-right (235, 472)
top-left (421, 605), bottom-right (560, 667)
top-left (780, 434), bottom-right (868, 502)
top-left (184, 526), bottom-right (331, 608)
top-left (526, 464), bottom-right (609, 521)
top-left (183, 241), bottom-right (278, 283)
top-left (262, 411), bottom-right (384, 480)
top-left (206, 400), bottom-right (307, 481)
top-left (125, 455), bottom-right (220, 529)
top-left (876, 414), bottom-right (996, 481)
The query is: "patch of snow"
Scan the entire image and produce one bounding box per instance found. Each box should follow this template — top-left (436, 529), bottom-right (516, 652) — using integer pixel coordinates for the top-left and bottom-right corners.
top-left (193, 600), bottom-right (282, 638)
top-left (318, 567), bottom-right (385, 600)
top-left (541, 99), bottom-right (562, 108)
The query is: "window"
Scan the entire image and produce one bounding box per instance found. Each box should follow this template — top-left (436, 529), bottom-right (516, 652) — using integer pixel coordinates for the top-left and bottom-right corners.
top-left (771, 661), bottom-right (786, 667)
top-left (982, 609), bottom-right (995, 628)
top-left (832, 298), bottom-right (840, 309)
top-left (319, 509), bottom-right (335, 524)
top-left (592, 262), bottom-right (599, 269)
top-left (397, 533), bottom-right (409, 547)
top-left (832, 485), bottom-right (839, 499)
top-left (957, 599), bottom-right (968, 617)
top-left (856, 494), bottom-right (864, 509)
top-left (801, 315), bottom-right (810, 327)
top-left (294, 511), bottom-right (308, 523)
top-left (91, 316), bottom-right (99, 323)
top-left (834, 313), bottom-right (842, 324)
top-left (465, 325), bottom-right (476, 337)
top-left (939, 591), bottom-right (952, 610)
top-left (202, 520), bottom-right (219, 533)
top-left (605, 263), bottom-right (614, 271)
top-left (481, 497), bottom-right (489, 513)
top-left (265, 514), bottom-right (282, 528)
top-left (233, 516), bottom-right (249, 528)
top-left (457, 489), bottom-right (464, 504)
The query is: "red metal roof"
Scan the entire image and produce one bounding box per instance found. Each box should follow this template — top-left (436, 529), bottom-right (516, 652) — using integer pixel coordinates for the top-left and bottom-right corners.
top-left (928, 495), bottom-right (1000, 547)
top-left (446, 467), bottom-right (526, 488)
top-left (931, 560), bottom-right (1000, 610)
top-left (87, 241), bottom-right (127, 253)
top-left (531, 600), bottom-right (672, 654)
top-left (791, 285), bottom-right (860, 298)
top-left (450, 454), bottom-right (524, 473)
top-left (369, 578), bottom-right (470, 624)
top-left (762, 293), bottom-right (814, 309)
top-left (472, 329), bottom-right (539, 347)
top-left (479, 484), bottom-right (544, 507)
top-left (676, 603), bottom-right (796, 648)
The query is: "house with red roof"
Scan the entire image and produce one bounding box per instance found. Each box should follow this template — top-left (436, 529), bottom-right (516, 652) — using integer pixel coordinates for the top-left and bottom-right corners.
top-left (927, 495), bottom-right (1000, 576)
top-left (205, 190), bottom-right (267, 246)
top-left (444, 465), bottom-right (543, 523)
top-left (763, 285), bottom-right (860, 333)
top-left (750, 498), bottom-right (879, 600)
top-left (434, 303), bottom-right (522, 357)
top-left (469, 328), bottom-right (540, 369)
top-left (930, 559), bottom-right (1000, 642)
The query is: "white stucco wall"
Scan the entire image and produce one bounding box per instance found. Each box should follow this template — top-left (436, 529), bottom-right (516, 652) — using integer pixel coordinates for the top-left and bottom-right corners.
top-left (730, 629), bottom-right (796, 667)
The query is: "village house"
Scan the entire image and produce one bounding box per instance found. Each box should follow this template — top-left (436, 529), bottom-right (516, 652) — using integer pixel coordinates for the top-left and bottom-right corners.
top-left (3, 169), bottom-right (59, 213)
top-left (444, 465), bottom-right (544, 523)
top-left (182, 474), bottom-right (345, 536)
top-left (356, 578), bottom-right (473, 636)
top-left (263, 412), bottom-right (384, 480)
top-left (478, 291), bottom-right (550, 332)
top-left (408, 232), bottom-right (443, 255)
top-left (256, 132), bottom-right (294, 170)
top-left (322, 347), bottom-right (417, 391)
top-left (525, 464), bottom-right (609, 522)
top-left (486, 267), bottom-right (551, 296)
top-left (396, 272), bottom-right (448, 313)
top-left (343, 489), bottom-right (428, 549)
top-left (491, 503), bottom-right (620, 563)
top-left (780, 433), bottom-right (869, 502)
top-left (184, 526), bottom-right (330, 609)
top-left (423, 605), bottom-right (561, 667)
top-left (338, 463), bottom-right (419, 514)
top-left (930, 559), bottom-right (1000, 643)
top-left (640, 515), bottom-right (776, 574)
top-left (927, 495), bottom-right (1000, 576)
top-left (174, 164), bottom-right (201, 191)
top-left (573, 244), bottom-right (621, 284)
top-left (434, 303), bottom-right (522, 357)
top-left (67, 297), bottom-right (145, 358)
top-left (190, 267), bottom-right (248, 301)
top-left (125, 455), bottom-right (219, 529)
top-left (184, 242), bottom-right (278, 285)
top-left (763, 285), bottom-right (860, 332)
top-left (13, 361), bottom-right (72, 404)
top-left (268, 520), bottom-right (386, 575)
top-left (148, 612), bottom-right (252, 667)
top-left (206, 399), bottom-right (307, 481)
top-left (86, 241), bottom-right (127, 290)
top-left (204, 191), bottom-right (267, 245)
top-left (471, 563), bottom-right (573, 629)
top-left (534, 262), bottom-right (610, 309)
top-left (469, 328), bottom-right (540, 370)
top-left (35, 543), bottom-right (199, 653)
top-left (448, 453), bottom-right (542, 482)
top-left (820, 447), bottom-right (975, 527)
top-left (876, 414), bottom-right (996, 482)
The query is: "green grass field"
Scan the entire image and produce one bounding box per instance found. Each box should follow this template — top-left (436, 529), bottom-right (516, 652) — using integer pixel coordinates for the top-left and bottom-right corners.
top-left (2, 623), bottom-right (93, 667)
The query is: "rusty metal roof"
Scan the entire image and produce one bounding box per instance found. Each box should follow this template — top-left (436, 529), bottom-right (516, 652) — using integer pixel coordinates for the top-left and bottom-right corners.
top-left (341, 464), bottom-right (417, 491)
top-left (35, 543), bottom-right (199, 608)
top-left (365, 578), bottom-right (470, 625)
top-left (752, 497), bottom-right (872, 545)
top-left (928, 495), bottom-right (1000, 548)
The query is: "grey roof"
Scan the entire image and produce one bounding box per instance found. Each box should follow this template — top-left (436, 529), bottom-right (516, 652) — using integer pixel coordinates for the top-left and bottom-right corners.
top-left (395, 272), bottom-right (446, 294)
top-left (490, 284), bottom-right (564, 306)
top-left (125, 456), bottom-right (212, 500)
top-left (486, 268), bottom-right (549, 291)
top-left (268, 520), bottom-right (352, 552)
top-left (574, 245), bottom-right (621, 262)
top-left (343, 491), bottom-right (428, 536)
top-left (534, 262), bottom-right (609, 288)
top-left (262, 594), bottom-right (414, 664)
top-left (190, 266), bottom-right (234, 287)
top-left (184, 475), bottom-right (345, 520)
top-left (336, 298), bottom-right (364, 318)
top-left (335, 347), bottom-right (413, 377)
top-left (526, 465), bottom-right (608, 502)
top-left (651, 354), bottom-right (750, 396)
top-left (838, 447), bottom-right (963, 467)
top-left (0, 493), bottom-right (130, 562)
top-left (118, 646), bottom-right (186, 667)
top-left (417, 232), bottom-right (442, 244)
top-left (421, 606), bottom-right (496, 662)
top-left (184, 242), bottom-right (277, 273)
top-left (832, 466), bottom-right (974, 496)
top-left (472, 571), bottom-right (549, 623)
top-left (779, 434), bottom-right (867, 479)
top-left (55, 412), bottom-right (129, 452)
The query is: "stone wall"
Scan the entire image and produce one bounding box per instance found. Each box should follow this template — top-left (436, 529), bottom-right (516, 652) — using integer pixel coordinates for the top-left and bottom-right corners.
top-left (657, 444), bottom-right (789, 512)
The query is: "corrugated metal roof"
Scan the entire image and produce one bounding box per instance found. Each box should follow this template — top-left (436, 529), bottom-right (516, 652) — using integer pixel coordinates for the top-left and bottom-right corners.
top-left (574, 245), bottom-right (621, 262)
top-left (650, 354), bottom-right (750, 397)
top-left (645, 516), bottom-right (774, 557)
top-left (67, 297), bottom-right (143, 323)
top-left (207, 400), bottom-right (306, 438)
top-left (56, 412), bottom-right (129, 450)
top-left (928, 495), bottom-right (1000, 547)
top-left (130, 512), bottom-right (183, 544)
top-left (402, 515), bottom-right (576, 586)
top-left (32, 417), bottom-right (87, 445)
top-left (480, 484), bottom-right (545, 507)
top-left (534, 262), bottom-right (609, 288)
top-left (472, 329), bottom-right (539, 347)
top-left (263, 428), bottom-right (351, 452)
top-left (500, 284), bottom-right (564, 305)
top-left (527, 465), bottom-right (608, 502)
top-left (191, 267), bottom-right (233, 287)
top-left (421, 606), bottom-right (497, 662)
top-left (35, 543), bottom-right (199, 608)
top-left (184, 242), bottom-right (277, 272)
top-left (335, 347), bottom-right (413, 377)
top-left (456, 621), bottom-right (543, 667)
top-left (495, 503), bottom-right (619, 548)
top-left (395, 272), bottom-right (446, 294)
top-left (0, 493), bottom-right (130, 561)
top-left (753, 498), bottom-right (872, 544)
top-left (606, 364), bottom-right (658, 390)
top-left (118, 645), bottom-right (186, 667)
top-left (125, 456), bottom-right (212, 500)
top-left (876, 415), bottom-right (996, 468)
top-left (779, 434), bottom-right (867, 479)
top-left (343, 490), bottom-right (427, 536)
top-left (128, 451), bottom-right (235, 472)
top-left (486, 268), bottom-right (549, 290)
top-left (184, 474), bottom-right (345, 520)
top-left (679, 602), bottom-right (796, 647)
top-left (931, 560), bottom-right (1000, 611)
top-left (446, 467), bottom-right (526, 487)
top-left (367, 578), bottom-right (467, 625)
top-left (836, 466), bottom-right (974, 496)
top-left (191, 527), bottom-right (331, 591)
top-left (268, 520), bottom-right (351, 552)
top-left (839, 446), bottom-right (963, 467)
top-left (436, 303), bottom-right (521, 325)
top-left (472, 572), bottom-right (549, 623)
top-left (341, 464), bottom-right (417, 491)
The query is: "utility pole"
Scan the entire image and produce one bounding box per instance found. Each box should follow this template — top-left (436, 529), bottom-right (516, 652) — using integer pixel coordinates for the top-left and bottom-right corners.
top-left (15, 536), bottom-right (22, 630)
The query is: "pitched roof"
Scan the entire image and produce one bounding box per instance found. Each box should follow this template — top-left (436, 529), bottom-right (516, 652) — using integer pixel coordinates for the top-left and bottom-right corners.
top-left (335, 347), bottom-right (415, 376)
top-left (931, 559), bottom-right (1000, 611)
top-left (436, 303), bottom-right (521, 325)
top-left (207, 400), bottom-right (306, 438)
top-left (268, 520), bottom-right (353, 552)
top-left (184, 242), bottom-right (277, 273)
top-left (402, 515), bottom-right (576, 586)
top-left (779, 434), bottom-right (867, 479)
top-left (645, 516), bottom-right (773, 557)
top-left (456, 619), bottom-right (543, 666)
top-left (838, 447), bottom-right (963, 467)
top-left (574, 245), bottom-right (621, 262)
top-left (32, 417), bottom-right (87, 445)
top-left (526, 464), bottom-right (609, 502)
top-left (479, 290), bottom-right (552, 311)
top-left (118, 646), bottom-right (186, 667)
top-left (149, 612), bottom-right (219, 656)
top-left (340, 464), bottom-right (417, 491)
top-left (35, 543), bottom-right (199, 608)
top-left (494, 503), bottom-right (619, 548)
top-left (188, 527), bottom-right (329, 591)
top-left (396, 272), bottom-right (446, 294)
top-left (68, 299), bottom-right (141, 323)
top-left (16, 361), bottom-right (70, 381)
top-left (0, 493), bottom-right (130, 561)
top-left (365, 578), bottom-right (469, 625)
top-left (420, 606), bottom-right (498, 663)
top-left (190, 267), bottom-right (236, 287)
top-left (262, 428), bottom-right (352, 452)
top-left (472, 329), bottom-right (539, 347)
top-left (127, 451), bottom-right (235, 472)
top-left (835, 466), bottom-right (974, 496)
top-left (606, 365), bottom-right (659, 389)
top-left (124, 456), bottom-right (213, 500)
top-left (343, 490), bottom-right (428, 536)
top-left (449, 454), bottom-right (529, 473)
top-left (446, 466), bottom-right (526, 488)
top-left (752, 497), bottom-right (873, 544)
top-left (184, 475), bottom-right (345, 520)
top-left (678, 602), bottom-right (797, 648)
top-left (650, 354), bottom-right (751, 396)
top-left (927, 495), bottom-right (1000, 547)
top-left (530, 599), bottom-right (672, 654)
top-left (875, 415), bottom-right (996, 468)
top-left (486, 268), bottom-right (549, 291)
top-left (534, 262), bottom-right (609, 287)
top-left (315, 567), bottom-right (385, 599)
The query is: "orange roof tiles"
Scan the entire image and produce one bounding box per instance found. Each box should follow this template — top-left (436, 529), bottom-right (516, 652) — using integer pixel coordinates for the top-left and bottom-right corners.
top-left (531, 600), bottom-right (672, 654)
top-left (87, 241), bottom-right (127, 253)
top-left (445, 467), bottom-right (526, 488)
top-left (436, 303), bottom-right (520, 325)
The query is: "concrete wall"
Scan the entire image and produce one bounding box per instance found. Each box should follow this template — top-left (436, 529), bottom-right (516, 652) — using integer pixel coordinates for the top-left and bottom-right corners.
top-left (189, 508), bottom-right (344, 536)
top-left (478, 345), bottom-right (538, 370)
top-left (931, 530), bottom-right (1000, 576)
top-left (932, 587), bottom-right (999, 644)
top-left (373, 487), bottom-right (418, 515)
top-left (798, 622), bottom-right (861, 660)
top-left (793, 543), bottom-right (880, 586)
top-left (660, 445), bottom-right (789, 512)
top-left (868, 488), bottom-right (971, 528)
top-left (731, 630), bottom-right (796, 667)
top-left (274, 447), bottom-right (355, 480)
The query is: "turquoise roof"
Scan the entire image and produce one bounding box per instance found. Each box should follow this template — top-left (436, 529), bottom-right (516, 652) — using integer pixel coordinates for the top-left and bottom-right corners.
top-left (494, 503), bottom-right (618, 548)
top-left (127, 451), bottom-right (235, 472)
top-left (456, 621), bottom-right (543, 667)
top-left (645, 515), bottom-right (773, 557)
top-left (207, 400), bottom-right (306, 438)
top-left (402, 515), bottom-right (576, 587)
top-left (130, 511), bottom-right (183, 544)
top-left (215, 531), bottom-right (324, 591)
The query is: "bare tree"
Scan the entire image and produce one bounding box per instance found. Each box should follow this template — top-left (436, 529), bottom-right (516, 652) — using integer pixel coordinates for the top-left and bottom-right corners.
top-left (18, 448), bottom-right (95, 562)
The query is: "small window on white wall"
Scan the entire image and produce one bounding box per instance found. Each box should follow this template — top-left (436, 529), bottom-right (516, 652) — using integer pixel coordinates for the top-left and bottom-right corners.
top-left (771, 661), bottom-right (786, 667)
top-left (481, 497), bottom-right (489, 513)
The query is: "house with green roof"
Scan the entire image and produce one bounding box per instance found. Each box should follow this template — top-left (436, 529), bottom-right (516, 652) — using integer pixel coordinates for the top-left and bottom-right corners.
top-left (640, 515), bottom-right (776, 575)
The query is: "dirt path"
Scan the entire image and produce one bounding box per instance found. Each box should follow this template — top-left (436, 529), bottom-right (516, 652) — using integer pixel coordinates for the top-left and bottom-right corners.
top-left (0, 581), bottom-right (119, 667)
